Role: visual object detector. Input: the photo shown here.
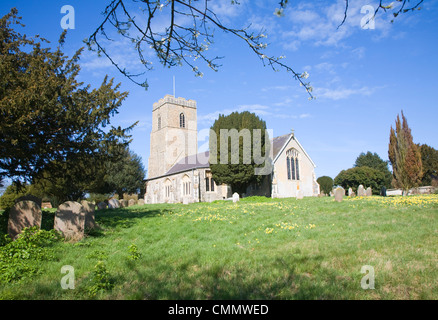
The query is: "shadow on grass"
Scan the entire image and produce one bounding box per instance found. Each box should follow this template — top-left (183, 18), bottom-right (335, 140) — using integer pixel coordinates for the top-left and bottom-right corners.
top-left (120, 253), bottom-right (356, 300)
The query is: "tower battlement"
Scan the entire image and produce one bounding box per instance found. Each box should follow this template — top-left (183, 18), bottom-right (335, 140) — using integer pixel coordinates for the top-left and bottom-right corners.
top-left (153, 94), bottom-right (197, 110)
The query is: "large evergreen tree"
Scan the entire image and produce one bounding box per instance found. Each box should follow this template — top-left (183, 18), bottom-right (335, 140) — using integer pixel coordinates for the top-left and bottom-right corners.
top-left (418, 144), bottom-right (438, 186)
top-left (0, 10), bottom-right (135, 188)
top-left (209, 111), bottom-right (271, 195)
top-left (354, 151), bottom-right (392, 188)
top-left (388, 111), bottom-right (423, 194)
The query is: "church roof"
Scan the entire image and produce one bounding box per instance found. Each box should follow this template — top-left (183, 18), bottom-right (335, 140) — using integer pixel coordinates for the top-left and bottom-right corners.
top-left (165, 151), bottom-right (211, 176)
top-left (147, 133), bottom-right (314, 181)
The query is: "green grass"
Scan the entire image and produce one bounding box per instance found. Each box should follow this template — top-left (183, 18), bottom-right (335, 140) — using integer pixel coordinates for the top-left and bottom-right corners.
top-left (0, 195), bottom-right (437, 300)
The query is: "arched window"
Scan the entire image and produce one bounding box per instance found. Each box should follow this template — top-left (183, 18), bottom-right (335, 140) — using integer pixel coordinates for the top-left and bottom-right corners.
top-left (182, 175), bottom-right (191, 196)
top-left (180, 113), bottom-right (185, 128)
top-left (286, 149), bottom-right (300, 181)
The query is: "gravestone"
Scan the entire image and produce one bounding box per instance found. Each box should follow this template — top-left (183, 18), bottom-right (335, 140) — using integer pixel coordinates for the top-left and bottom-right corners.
top-left (348, 188), bottom-right (353, 197)
top-left (81, 200), bottom-right (97, 230)
top-left (334, 187), bottom-right (345, 202)
top-left (296, 190), bottom-right (304, 200)
top-left (15, 195), bottom-right (42, 208)
top-left (233, 193), bottom-right (240, 203)
top-left (108, 199), bottom-right (120, 209)
top-left (366, 187), bottom-right (372, 197)
top-left (357, 185), bottom-right (366, 197)
top-left (138, 199), bottom-right (145, 206)
top-left (120, 199), bottom-right (128, 207)
top-left (380, 186), bottom-right (387, 197)
top-left (128, 199), bottom-right (136, 207)
top-left (97, 202), bottom-right (107, 210)
top-left (183, 197), bottom-right (189, 205)
top-left (8, 200), bottom-right (42, 240)
top-left (54, 201), bottom-right (85, 241)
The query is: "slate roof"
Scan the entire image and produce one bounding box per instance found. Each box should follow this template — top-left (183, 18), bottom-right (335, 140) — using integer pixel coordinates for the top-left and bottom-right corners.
top-left (147, 133), bottom-right (295, 180)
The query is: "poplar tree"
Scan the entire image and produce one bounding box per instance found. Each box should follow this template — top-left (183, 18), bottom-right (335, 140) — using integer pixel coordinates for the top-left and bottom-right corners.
top-left (388, 111), bottom-right (423, 194)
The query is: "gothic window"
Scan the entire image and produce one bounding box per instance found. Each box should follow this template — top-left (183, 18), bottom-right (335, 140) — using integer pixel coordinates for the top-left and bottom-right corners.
top-left (205, 171), bottom-right (215, 192)
top-left (286, 149), bottom-right (300, 181)
top-left (180, 113), bottom-right (185, 128)
top-left (182, 175), bottom-right (191, 196)
top-left (164, 179), bottom-right (171, 198)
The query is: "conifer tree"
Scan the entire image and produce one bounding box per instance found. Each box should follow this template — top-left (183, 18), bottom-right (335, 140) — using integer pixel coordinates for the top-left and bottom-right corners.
top-left (388, 111), bottom-right (423, 194)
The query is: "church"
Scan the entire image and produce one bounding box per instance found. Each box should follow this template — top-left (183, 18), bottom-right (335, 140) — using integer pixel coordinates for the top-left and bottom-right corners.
top-left (144, 95), bottom-right (320, 204)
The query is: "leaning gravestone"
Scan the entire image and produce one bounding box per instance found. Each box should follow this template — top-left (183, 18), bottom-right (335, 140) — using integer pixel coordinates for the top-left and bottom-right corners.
top-left (357, 185), bottom-right (366, 197)
top-left (366, 187), bottom-right (372, 197)
top-left (334, 187), bottom-right (345, 202)
top-left (97, 202), bottom-right (107, 210)
top-left (233, 193), bottom-right (240, 203)
top-left (108, 199), bottom-right (120, 209)
top-left (8, 200), bottom-right (42, 240)
top-left (81, 200), bottom-right (97, 230)
top-left (15, 195), bottom-right (42, 208)
top-left (54, 201), bottom-right (85, 241)
top-left (128, 199), bottom-right (136, 207)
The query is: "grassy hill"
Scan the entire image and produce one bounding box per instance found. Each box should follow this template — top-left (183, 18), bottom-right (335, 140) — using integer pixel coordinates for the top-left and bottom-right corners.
top-left (0, 195), bottom-right (437, 300)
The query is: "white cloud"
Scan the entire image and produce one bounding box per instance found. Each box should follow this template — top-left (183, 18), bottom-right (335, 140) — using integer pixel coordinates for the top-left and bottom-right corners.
top-left (315, 86), bottom-right (377, 100)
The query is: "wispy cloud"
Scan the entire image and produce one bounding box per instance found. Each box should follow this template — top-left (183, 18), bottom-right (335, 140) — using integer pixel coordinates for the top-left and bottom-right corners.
top-left (314, 85), bottom-right (379, 100)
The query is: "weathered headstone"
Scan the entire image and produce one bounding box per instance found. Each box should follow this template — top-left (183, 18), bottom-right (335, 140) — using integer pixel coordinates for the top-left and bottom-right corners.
top-left (357, 185), bottom-right (366, 197)
top-left (120, 199), bottom-right (128, 207)
top-left (97, 202), bottom-right (107, 210)
top-left (233, 192), bottom-right (240, 203)
top-left (54, 201), bottom-right (85, 241)
top-left (296, 190), bottom-right (304, 200)
top-left (138, 199), bottom-right (145, 206)
top-left (8, 200), bottom-right (42, 240)
top-left (15, 195), bottom-right (42, 208)
top-left (81, 200), bottom-right (97, 230)
top-left (366, 187), bottom-right (372, 197)
top-left (183, 197), bottom-right (189, 205)
top-left (334, 187), bottom-right (345, 202)
top-left (380, 186), bottom-right (387, 197)
top-left (108, 199), bottom-right (120, 209)
top-left (128, 199), bottom-right (136, 207)
top-left (348, 188), bottom-right (354, 197)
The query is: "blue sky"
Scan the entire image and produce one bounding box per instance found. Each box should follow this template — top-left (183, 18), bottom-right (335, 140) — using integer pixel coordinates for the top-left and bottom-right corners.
top-left (2, 0), bottom-right (437, 180)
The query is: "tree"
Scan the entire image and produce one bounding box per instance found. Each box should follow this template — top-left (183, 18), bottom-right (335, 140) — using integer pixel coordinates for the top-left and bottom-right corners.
top-left (334, 167), bottom-right (386, 194)
top-left (354, 151), bottom-right (392, 188)
top-left (388, 111), bottom-right (423, 194)
top-left (0, 10), bottom-right (135, 186)
top-left (209, 111), bottom-right (271, 195)
top-left (103, 145), bottom-right (146, 199)
top-left (86, 1), bottom-right (424, 97)
top-left (418, 144), bottom-right (438, 186)
top-left (316, 176), bottom-right (333, 196)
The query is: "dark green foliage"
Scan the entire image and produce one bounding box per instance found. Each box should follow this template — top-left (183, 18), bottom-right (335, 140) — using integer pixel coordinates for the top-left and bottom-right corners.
top-left (316, 176), bottom-right (333, 195)
top-left (209, 111), bottom-right (271, 194)
top-left (0, 227), bottom-right (61, 284)
top-left (0, 10), bottom-right (134, 191)
top-left (418, 144), bottom-right (438, 186)
top-left (334, 167), bottom-right (386, 194)
top-left (102, 145), bottom-right (146, 199)
top-left (354, 152), bottom-right (392, 188)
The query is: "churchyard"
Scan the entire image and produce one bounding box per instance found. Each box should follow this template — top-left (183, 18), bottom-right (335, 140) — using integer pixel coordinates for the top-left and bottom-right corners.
top-left (0, 194), bottom-right (436, 300)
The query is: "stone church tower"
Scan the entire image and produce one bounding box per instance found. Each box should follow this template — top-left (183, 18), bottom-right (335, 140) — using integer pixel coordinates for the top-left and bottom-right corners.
top-left (147, 95), bottom-right (198, 179)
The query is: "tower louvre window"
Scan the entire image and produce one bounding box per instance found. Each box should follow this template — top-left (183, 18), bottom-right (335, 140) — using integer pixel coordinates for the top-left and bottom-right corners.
top-left (158, 116), bottom-right (161, 130)
top-left (180, 113), bottom-right (185, 128)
